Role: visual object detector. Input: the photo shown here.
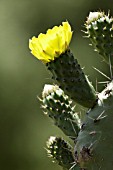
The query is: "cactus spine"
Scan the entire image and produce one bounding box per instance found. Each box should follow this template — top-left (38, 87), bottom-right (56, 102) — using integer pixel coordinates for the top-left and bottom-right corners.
top-left (29, 11), bottom-right (113, 170)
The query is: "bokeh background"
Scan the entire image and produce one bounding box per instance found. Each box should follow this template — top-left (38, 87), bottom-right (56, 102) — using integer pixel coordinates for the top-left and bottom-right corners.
top-left (0, 0), bottom-right (113, 170)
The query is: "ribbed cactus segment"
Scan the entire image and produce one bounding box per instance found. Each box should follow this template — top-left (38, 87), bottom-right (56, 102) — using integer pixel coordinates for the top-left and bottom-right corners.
top-left (75, 81), bottom-right (113, 169)
top-left (42, 84), bottom-right (81, 138)
top-left (85, 11), bottom-right (113, 61)
top-left (46, 50), bottom-right (97, 108)
top-left (46, 136), bottom-right (80, 170)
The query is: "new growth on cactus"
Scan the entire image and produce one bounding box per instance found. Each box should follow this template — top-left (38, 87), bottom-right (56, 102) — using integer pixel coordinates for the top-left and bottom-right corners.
top-left (29, 11), bottom-right (113, 170)
top-left (42, 84), bottom-right (81, 138)
top-left (85, 11), bottom-right (113, 63)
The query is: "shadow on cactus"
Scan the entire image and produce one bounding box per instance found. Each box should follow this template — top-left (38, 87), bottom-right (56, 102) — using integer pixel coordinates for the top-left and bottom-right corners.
top-left (29, 11), bottom-right (113, 170)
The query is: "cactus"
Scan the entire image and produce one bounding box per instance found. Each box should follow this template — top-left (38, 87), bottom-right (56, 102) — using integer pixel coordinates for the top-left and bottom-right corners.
top-left (85, 11), bottom-right (113, 63)
top-left (46, 136), bottom-right (76, 170)
top-left (41, 84), bottom-right (81, 138)
top-left (29, 11), bottom-right (113, 170)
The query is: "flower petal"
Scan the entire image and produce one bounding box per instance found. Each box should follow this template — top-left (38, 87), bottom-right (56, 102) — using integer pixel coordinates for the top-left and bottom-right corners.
top-left (29, 21), bottom-right (72, 63)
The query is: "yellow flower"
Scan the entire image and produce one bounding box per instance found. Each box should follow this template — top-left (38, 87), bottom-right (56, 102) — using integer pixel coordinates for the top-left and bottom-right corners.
top-left (29, 21), bottom-right (72, 63)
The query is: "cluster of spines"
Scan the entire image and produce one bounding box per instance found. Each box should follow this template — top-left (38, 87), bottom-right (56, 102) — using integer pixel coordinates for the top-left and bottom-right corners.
top-left (46, 50), bottom-right (97, 108)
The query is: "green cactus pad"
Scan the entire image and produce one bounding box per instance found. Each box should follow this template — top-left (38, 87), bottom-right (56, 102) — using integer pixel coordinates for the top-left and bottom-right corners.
top-left (85, 11), bottom-right (113, 61)
top-left (75, 81), bottom-right (113, 169)
top-left (42, 84), bottom-right (81, 138)
top-left (46, 136), bottom-right (80, 170)
top-left (46, 50), bottom-right (97, 108)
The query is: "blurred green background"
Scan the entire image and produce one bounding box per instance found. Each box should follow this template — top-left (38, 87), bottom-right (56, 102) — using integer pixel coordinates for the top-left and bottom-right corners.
top-left (0, 0), bottom-right (113, 170)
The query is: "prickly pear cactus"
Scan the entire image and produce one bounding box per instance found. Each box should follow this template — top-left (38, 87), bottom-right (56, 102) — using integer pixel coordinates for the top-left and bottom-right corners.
top-left (41, 84), bottom-right (81, 138)
top-left (85, 11), bottom-right (113, 62)
top-left (29, 11), bottom-right (113, 170)
top-left (46, 51), bottom-right (97, 108)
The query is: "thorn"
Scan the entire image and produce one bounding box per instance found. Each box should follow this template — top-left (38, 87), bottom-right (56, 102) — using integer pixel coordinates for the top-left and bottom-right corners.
top-left (68, 118), bottom-right (77, 136)
top-left (88, 140), bottom-right (98, 153)
top-left (89, 131), bottom-right (97, 135)
top-left (81, 30), bottom-right (87, 33)
top-left (94, 110), bottom-right (107, 123)
top-left (93, 67), bottom-right (111, 80)
top-left (96, 78), bottom-right (98, 92)
top-left (109, 54), bottom-right (113, 79)
top-left (98, 81), bottom-right (109, 84)
top-left (68, 136), bottom-right (76, 140)
top-left (69, 162), bottom-right (77, 170)
top-left (89, 43), bottom-right (92, 46)
top-left (94, 49), bottom-right (97, 51)
top-left (37, 96), bottom-right (42, 101)
top-left (83, 36), bottom-right (89, 38)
